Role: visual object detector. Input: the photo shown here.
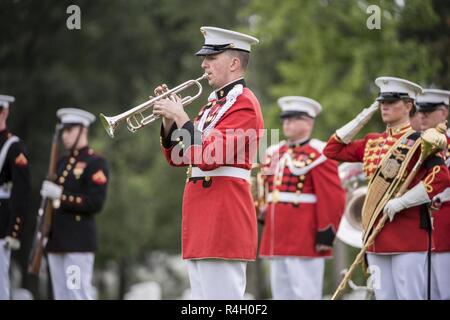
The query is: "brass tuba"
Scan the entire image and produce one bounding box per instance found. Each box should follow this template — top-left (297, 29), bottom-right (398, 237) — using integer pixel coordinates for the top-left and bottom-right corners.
top-left (336, 162), bottom-right (367, 248)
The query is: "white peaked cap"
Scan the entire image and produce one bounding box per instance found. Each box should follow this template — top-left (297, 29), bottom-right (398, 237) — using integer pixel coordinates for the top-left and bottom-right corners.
top-left (278, 96), bottom-right (322, 119)
top-left (196, 26), bottom-right (259, 56)
top-left (417, 89), bottom-right (450, 106)
top-left (375, 76), bottom-right (423, 100)
top-left (0, 95), bottom-right (15, 108)
top-left (57, 108), bottom-right (96, 127)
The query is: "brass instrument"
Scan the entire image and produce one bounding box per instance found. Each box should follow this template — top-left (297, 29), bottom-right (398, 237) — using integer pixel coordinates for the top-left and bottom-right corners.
top-left (335, 163), bottom-right (372, 299)
top-left (336, 162), bottom-right (366, 248)
top-left (100, 73), bottom-right (208, 138)
top-left (251, 163), bottom-right (267, 222)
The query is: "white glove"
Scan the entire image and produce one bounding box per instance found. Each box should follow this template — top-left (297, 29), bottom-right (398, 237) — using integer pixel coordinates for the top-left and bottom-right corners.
top-left (40, 180), bottom-right (63, 200)
top-left (433, 187), bottom-right (450, 206)
top-left (336, 101), bottom-right (379, 144)
top-left (384, 182), bottom-right (430, 221)
top-left (4, 236), bottom-right (20, 250)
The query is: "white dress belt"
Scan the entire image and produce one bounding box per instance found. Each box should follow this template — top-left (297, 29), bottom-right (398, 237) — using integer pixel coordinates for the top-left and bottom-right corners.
top-left (267, 192), bottom-right (317, 204)
top-left (0, 184), bottom-right (12, 199)
top-left (191, 166), bottom-right (251, 181)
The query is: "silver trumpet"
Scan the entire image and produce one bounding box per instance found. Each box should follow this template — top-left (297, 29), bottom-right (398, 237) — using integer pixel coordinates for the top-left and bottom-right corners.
top-left (100, 73), bottom-right (208, 138)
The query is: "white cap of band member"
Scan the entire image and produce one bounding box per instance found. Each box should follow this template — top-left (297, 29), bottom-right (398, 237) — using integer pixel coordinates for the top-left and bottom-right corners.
top-left (375, 76), bottom-right (423, 101)
top-left (196, 26), bottom-right (259, 56)
top-left (416, 89), bottom-right (450, 111)
top-left (56, 108), bottom-right (96, 127)
top-left (0, 95), bottom-right (15, 108)
top-left (278, 96), bottom-right (322, 119)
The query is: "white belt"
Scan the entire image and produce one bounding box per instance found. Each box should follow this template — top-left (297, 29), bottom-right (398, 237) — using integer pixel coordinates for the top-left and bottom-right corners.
top-left (267, 192), bottom-right (317, 204)
top-left (0, 184), bottom-right (11, 199)
top-left (191, 167), bottom-right (251, 181)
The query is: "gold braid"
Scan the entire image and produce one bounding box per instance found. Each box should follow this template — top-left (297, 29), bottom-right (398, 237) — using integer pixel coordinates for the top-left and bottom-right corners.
top-left (423, 165), bottom-right (441, 193)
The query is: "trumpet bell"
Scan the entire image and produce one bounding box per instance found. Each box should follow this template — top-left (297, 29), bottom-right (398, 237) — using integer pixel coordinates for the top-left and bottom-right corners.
top-left (99, 113), bottom-right (117, 138)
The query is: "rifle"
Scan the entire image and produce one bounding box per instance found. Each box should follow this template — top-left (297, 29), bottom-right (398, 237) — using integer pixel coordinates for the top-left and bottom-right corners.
top-left (28, 123), bottom-right (62, 275)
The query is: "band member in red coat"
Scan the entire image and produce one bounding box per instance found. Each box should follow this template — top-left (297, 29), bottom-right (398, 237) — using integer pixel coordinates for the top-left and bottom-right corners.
top-left (417, 89), bottom-right (450, 300)
top-left (258, 96), bottom-right (345, 299)
top-left (153, 27), bottom-right (264, 299)
top-left (324, 77), bottom-right (449, 300)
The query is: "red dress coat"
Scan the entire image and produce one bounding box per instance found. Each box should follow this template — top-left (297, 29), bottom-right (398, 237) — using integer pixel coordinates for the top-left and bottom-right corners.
top-left (432, 134), bottom-right (450, 252)
top-left (259, 139), bottom-right (346, 258)
top-left (323, 124), bottom-right (450, 253)
top-left (160, 78), bottom-right (264, 260)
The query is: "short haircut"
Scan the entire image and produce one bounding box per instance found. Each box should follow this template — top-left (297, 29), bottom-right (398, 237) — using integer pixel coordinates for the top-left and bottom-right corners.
top-left (226, 50), bottom-right (250, 70)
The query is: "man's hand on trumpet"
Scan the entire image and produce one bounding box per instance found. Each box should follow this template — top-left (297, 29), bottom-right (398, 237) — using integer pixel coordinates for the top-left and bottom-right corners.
top-left (152, 84), bottom-right (173, 134)
top-left (152, 84), bottom-right (190, 134)
top-left (153, 94), bottom-right (189, 126)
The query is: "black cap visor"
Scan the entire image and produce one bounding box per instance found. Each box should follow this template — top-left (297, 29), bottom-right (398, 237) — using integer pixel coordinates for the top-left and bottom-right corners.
top-left (280, 111), bottom-right (313, 120)
top-left (417, 102), bottom-right (448, 113)
top-left (61, 122), bottom-right (84, 130)
top-left (196, 44), bottom-right (250, 56)
top-left (376, 92), bottom-right (411, 102)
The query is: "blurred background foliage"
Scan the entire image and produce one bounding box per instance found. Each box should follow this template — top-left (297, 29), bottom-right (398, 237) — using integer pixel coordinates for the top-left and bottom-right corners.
top-left (0, 0), bottom-right (449, 299)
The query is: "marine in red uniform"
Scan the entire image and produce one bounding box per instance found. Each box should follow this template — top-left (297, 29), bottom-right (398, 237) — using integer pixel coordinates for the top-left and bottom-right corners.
top-left (417, 89), bottom-right (450, 300)
top-left (153, 27), bottom-right (264, 299)
top-left (324, 77), bottom-right (449, 300)
top-left (258, 96), bottom-right (345, 299)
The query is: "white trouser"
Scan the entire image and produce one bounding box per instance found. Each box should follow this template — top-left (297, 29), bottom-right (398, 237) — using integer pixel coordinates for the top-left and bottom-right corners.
top-left (48, 252), bottom-right (95, 300)
top-left (431, 252), bottom-right (450, 300)
top-left (270, 257), bottom-right (325, 300)
top-left (0, 239), bottom-right (11, 300)
top-left (187, 259), bottom-right (247, 299)
top-left (367, 252), bottom-right (428, 300)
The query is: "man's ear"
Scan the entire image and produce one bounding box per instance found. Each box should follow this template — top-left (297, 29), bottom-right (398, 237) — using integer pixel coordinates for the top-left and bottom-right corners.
top-left (405, 100), bottom-right (413, 114)
top-left (230, 56), bottom-right (241, 72)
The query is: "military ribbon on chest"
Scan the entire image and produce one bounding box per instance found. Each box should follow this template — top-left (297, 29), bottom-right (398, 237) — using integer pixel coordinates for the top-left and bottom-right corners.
top-left (73, 161), bottom-right (86, 179)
